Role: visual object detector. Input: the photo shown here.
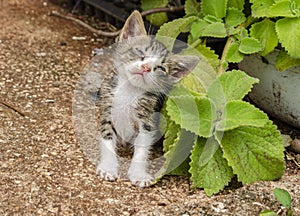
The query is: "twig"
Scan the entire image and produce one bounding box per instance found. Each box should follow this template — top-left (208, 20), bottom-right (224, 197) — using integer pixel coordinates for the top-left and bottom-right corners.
top-left (141, 5), bottom-right (184, 16)
top-left (50, 6), bottom-right (184, 37)
top-left (0, 100), bottom-right (26, 117)
top-left (50, 10), bottom-right (120, 37)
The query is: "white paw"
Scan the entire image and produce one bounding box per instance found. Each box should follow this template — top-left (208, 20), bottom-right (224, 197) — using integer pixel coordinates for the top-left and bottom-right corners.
top-left (128, 172), bottom-right (154, 188)
top-left (96, 164), bottom-right (119, 182)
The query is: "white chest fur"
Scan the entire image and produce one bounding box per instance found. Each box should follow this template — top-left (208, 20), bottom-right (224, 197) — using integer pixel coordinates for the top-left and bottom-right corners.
top-left (111, 79), bottom-right (145, 142)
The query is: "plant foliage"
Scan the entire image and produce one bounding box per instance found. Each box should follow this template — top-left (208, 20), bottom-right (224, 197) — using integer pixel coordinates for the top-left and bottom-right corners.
top-left (146, 0), bottom-right (287, 196)
top-left (144, 0), bottom-right (300, 70)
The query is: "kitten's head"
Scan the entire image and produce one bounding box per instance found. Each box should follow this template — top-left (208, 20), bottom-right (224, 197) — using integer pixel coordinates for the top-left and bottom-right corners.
top-left (114, 11), bottom-right (199, 93)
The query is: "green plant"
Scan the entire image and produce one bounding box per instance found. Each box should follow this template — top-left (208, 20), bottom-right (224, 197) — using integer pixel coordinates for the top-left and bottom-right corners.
top-left (260, 188), bottom-right (293, 216)
top-left (143, 0), bottom-right (300, 71)
top-left (142, 0), bottom-right (288, 196)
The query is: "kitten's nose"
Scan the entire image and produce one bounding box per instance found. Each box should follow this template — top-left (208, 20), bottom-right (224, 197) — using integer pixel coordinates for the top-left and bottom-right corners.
top-left (141, 64), bottom-right (151, 73)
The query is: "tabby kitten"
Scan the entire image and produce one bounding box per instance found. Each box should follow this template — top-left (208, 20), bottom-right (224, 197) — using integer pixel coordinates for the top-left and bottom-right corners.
top-left (96, 10), bottom-right (199, 187)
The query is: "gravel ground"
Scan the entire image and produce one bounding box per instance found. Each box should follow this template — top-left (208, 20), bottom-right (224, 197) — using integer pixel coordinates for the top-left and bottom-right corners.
top-left (0, 1), bottom-right (299, 215)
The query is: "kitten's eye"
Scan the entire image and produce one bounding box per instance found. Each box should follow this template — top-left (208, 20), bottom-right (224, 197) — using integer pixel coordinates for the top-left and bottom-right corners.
top-left (135, 48), bottom-right (145, 60)
top-left (154, 65), bottom-right (167, 72)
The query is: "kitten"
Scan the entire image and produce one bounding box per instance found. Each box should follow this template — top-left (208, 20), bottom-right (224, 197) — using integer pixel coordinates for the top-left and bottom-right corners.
top-left (96, 10), bottom-right (199, 187)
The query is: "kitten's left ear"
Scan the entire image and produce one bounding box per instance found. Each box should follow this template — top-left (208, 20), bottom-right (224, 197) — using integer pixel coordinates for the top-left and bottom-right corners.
top-left (119, 10), bottom-right (147, 41)
top-left (167, 55), bottom-right (200, 82)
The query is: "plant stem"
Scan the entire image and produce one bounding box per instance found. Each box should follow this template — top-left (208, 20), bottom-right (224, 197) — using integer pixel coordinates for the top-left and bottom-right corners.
top-left (217, 36), bottom-right (234, 75)
top-left (190, 38), bottom-right (202, 48)
top-left (217, 16), bottom-right (257, 75)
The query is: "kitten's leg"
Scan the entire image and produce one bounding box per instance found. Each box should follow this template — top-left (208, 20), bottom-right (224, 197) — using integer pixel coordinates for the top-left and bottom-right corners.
top-left (96, 136), bottom-right (119, 181)
top-left (128, 131), bottom-right (155, 187)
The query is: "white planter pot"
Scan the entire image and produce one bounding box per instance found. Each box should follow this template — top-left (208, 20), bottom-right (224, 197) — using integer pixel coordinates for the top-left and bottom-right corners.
top-left (239, 51), bottom-right (300, 129)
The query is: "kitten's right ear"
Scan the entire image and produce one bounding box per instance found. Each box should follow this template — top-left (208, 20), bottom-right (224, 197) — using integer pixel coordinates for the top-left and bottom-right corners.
top-left (118, 10), bottom-right (147, 42)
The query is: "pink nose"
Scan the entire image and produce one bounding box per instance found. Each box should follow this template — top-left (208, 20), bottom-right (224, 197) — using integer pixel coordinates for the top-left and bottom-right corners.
top-left (141, 64), bottom-right (151, 73)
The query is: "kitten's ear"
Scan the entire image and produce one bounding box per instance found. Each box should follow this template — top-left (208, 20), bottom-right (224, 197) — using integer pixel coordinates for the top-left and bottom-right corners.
top-left (167, 55), bottom-right (200, 82)
top-left (119, 10), bottom-right (147, 41)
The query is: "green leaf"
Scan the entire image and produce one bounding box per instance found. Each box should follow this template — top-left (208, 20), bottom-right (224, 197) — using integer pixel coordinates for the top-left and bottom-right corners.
top-left (276, 17), bottom-right (300, 58)
top-left (162, 115), bottom-right (181, 152)
top-left (228, 0), bottom-right (245, 10)
top-left (239, 27), bottom-right (249, 40)
top-left (166, 96), bottom-right (215, 137)
top-left (190, 137), bottom-right (234, 196)
top-left (268, 0), bottom-right (298, 17)
top-left (208, 70), bottom-right (259, 109)
top-left (181, 45), bottom-right (218, 92)
top-left (274, 188), bottom-right (292, 209)
top-left (225, 8), bottom-right (246, 28)
top-left (250, 19), bottom-right (278, 56)
top-left (169, 158), bottom-right (191, 176)
top-left (275, 49), bottom-right (300, 71)
top-left (201, 0), bottom-right (228, 18)
top-left (226, 42), bottom-right (244, 63)
top-left (192, 45), bottom-right (220, 70)
top-left (185, 0), bottom-right (201, 15)
top-left (191, 19), bottom-right (227, 38)
top-left (219, 121), bottom-right (285, 184)
top-left (203, 15), bottom-right (223, 23)
top-left (141, 0), bottom-right (168, 26)
top-left (157, 16), bottom-right (198, 50)
top-left (251, 0), bottom-right (300, 17)
top-left (198, 136), bottom-right (220, 166)
top-left (216, 101), bottom-right (269, 131)
top-left (239, 37), bottom-right (263, 54)
top-left (162, 129), bottom-right (197, 175)
top-left (250, 0), bottom-right (274, 18)
top-left (259, 210), bottom-right (278, 216)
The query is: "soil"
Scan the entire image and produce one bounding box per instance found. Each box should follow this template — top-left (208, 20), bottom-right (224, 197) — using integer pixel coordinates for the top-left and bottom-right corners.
top-left (0, 1), bottom-right (299, 215)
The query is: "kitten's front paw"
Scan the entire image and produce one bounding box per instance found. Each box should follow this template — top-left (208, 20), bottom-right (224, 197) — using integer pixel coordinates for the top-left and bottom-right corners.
top-left (128, 172), bottom-right (154, 188)
top-left (96, 164), bottom-right (119, 182)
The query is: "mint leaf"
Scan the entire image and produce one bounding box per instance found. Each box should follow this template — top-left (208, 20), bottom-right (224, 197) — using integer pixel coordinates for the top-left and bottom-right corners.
top-left (185, 0), bottom-right (201, 15)
top-left (276, 17), bottom-right (300, 58)
top-left (225, 8), bottom-right (246, 28)
top-left (166, 96), bottom-right (215, 137)
top-left (208, 70), bottom-right (259, 109)
top-left (216, 101), bottom-right (269, 131)
top-left (250, 0), bottom-right (274, 18)
top-left (204, 15), bottom-right (223, 23)
top-left (141, 0), bottom-right (168, 26)
top-left (180, 45), bottom-right (218, 93)
top-left (268, 0), bottom-right (298, 17)
top-left (226, 42), bottom-right (244, 63)
top-left (239, 37), bottom-right (263, 54)
top-left (201, 0), bottom-right (228, 18)
top-left (250, 19), bottom-right (278, 56)
top-left (274, 188), bottom-right (292, 209)
top-left (219, 121), bottom-right (285, 184)
top-left (191, 19), bottom-right (227, 38)
top-left (192, 44), bottom-right (220, 70)
top-left (190, 137), bottom-right (234, 196)
top-left (275, 49), bottom-right (300, 71)
top-left (157, 16), bottom-right (198, 50)
top-left (163, 116), bottom-right (180, 152)
top-left (162, 129), bottom-right (197, 175)
top-left (228, 0), bottom-right (245, 10)
top-left (198, 136), bottom-right (220, 166)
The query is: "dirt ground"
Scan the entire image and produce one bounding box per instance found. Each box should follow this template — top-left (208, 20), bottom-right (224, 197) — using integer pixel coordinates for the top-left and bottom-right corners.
top-left (0, 0), bottom-right (299, 215)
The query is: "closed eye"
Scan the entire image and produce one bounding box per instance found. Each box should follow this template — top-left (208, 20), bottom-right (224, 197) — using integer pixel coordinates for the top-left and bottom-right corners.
top-left (154, 65), bottom-right (166, 72)
top-left (135, 48), bottom-right (145, 61)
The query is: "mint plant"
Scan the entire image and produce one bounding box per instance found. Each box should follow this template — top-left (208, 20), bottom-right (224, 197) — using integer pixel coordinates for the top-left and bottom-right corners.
top-left (144, 0), bottom-right (300, 71)
top-left (146, 0), bottom-right (288, 196)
